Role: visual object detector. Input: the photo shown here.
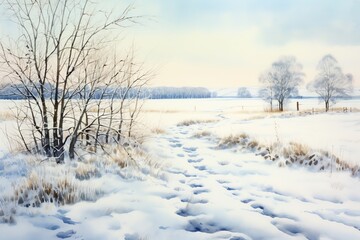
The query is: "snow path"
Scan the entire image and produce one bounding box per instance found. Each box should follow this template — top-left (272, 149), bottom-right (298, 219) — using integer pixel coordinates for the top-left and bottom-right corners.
top-left (1, 117), bottom-right (360, 239)
top-left (143, 121), bottom-right (360, 240)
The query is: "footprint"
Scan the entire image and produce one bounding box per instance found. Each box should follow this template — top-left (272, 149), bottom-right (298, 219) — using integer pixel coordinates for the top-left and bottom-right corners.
top-left (185, 219), bottom-right (231, 233)
top-left (56, 230), bottom-right (76, 239)
top-left (230, 236), bottom-right (251, 240)
top-left (183, 173), bottom-right (198, 178)
top-left (170, 143), bottom-right (182, 148)
top-left (188, 153), bottom-right (199, 158)
top-left (217, 180), bottom-right (230, 184)
top-left (189, 183), bottom-right (203, 188)
top-left (160, 193), bottom-right (178, 200)
top-left (218, 161), bottom-right (229, 166)
top-left (251, 203), bottom-right (264, 210)
top-left (272, 222), bottom-right (307, 238)
top-left (183, 147), bottom-right (197, 153)
top-left (33, 222), bottom-right (60, 231)
top-left (168, 168), bottom-right (184, 175)
top-left (57, 209), bottom-right (68, 215)
top-left (181, 198), bottom-right (208, 204)
top-left (176, 208), bottom-right (198, 217)
top-left (194, 165), bottom-right (207, 171)
top-left (241, 199), bottom-right (253, 204)
top-left (55, 214), bottom-right (77, 225)
top-left (223, 186), bottom-right (239, 191)
top-left (188, 158), bottom-right (203, 163)
top-left (193, 189), bottom-right (209, 195)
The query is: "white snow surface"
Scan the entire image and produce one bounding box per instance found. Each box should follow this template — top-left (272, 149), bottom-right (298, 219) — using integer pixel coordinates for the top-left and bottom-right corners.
top-left (0, 98), bottom-right (359, 240)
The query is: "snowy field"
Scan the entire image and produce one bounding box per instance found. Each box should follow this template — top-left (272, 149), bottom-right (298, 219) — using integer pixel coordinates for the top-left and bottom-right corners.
top-left (0, 98), bottom-right (360, 239)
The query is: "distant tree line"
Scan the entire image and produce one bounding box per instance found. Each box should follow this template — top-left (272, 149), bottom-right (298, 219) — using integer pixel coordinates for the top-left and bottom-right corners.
top-left (0, 85), bottom-right (212, 100)
top-left (146, 87), bottom-right (211, 99)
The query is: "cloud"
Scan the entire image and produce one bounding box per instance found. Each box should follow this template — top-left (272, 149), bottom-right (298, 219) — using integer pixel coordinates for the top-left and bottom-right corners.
top-left (133, 0), bottom-right (360, 46)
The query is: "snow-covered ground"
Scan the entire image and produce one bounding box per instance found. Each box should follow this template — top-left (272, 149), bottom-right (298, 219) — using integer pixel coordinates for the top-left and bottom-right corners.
top-left (0, 98), bottom-right (359, 239)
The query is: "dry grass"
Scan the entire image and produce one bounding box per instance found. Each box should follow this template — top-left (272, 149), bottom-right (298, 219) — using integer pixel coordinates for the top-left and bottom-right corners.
top-left (263, 108), bottom-right (284, 113)
top-left (75, 162), bottom-right (101, 180)
top-left (151, 127), bottom-right (166, 135)
top-left (319, 150), bottom-right (359, 173)
top-left (108, 146), bottom-right (133, 168)
top-left (0, 110), bottom-right (16, 121)
top-left (192, 130), bottom-right (212, 138)
top-left (218, 132), bottom-right (359, 175)
top-left (177, 119), bottom-right (218, 127)
top-left (102, 144), bottom-right (164, 178)
top-left (218, 133), bottom-right (249, 148)
top-left (282, 142), bottom-right (310, 158)
top-left (13, 170), bottom-right (95, 208)
top-left (247, 140), bottom-right (259, 149)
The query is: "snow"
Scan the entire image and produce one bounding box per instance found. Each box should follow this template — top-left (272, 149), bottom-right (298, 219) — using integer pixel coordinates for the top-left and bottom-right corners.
top-left (0, 98), bottom-right (359, 239)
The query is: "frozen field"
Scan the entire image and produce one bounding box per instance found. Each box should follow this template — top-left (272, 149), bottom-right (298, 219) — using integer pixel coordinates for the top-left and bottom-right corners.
top-left (0, 98), bottom-right (359, 239)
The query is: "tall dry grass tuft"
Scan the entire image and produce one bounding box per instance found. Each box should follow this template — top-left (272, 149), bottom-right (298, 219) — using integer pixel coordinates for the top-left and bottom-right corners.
top-left (218, 133), bottom-right (249, 148)
top-left (282, 142), bottom-right (310, 158)
top-left (75, 162), bottom-right (101, 180)
top-left (13, 170), bottom-right (97, 208)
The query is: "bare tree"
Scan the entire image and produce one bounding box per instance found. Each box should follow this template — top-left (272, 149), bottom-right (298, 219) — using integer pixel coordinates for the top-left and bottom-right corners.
top-left (307, 54), bottom-right (353, 112)
top-left (237, 87), bottom-right (251, 98)
top-left (258, 73), bottom-right (274, 111)
top-left (0, 0), bottom-right (148, 163)
top-left (259, 56), bottom-right (304, 111)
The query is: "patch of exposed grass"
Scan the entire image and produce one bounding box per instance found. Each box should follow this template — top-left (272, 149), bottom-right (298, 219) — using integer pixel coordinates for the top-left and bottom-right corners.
top-left (218, 133), bottom-right (249, 148)
top-left (282, 142), bottom-right (310, 158)
top-left (75, 162), bottom-right (101, 180)
top-left (192, 131), bottom-right (212, 138)
top-left (247, 140), bottom-right (259, 149)
top-left (151, 127), bottom-right (166, 135)
top-left (13, 170), bottom-right (97, 209)
top-left (218, 132), bottom-right (359, 176)
top-left (0, 110), bottom-right (16, 121)
top-left (177, 119), bottom-right (218, 127)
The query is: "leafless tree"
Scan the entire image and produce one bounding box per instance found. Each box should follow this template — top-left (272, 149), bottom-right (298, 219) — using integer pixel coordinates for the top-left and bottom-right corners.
top-left (259, 56), bottom-right (304, 111)
top-left (0, 0), bottom-right (149, 163)
top-left (258, 73), bottom-right (274, 111)
top-left (307, 54), bottom-right (353, 112)
top-left (237, 87), bottom-right (251, 98)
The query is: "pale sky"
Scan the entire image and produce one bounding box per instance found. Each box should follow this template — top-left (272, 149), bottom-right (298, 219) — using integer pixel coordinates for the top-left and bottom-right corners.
top-left (1, 0), bottom-right (360, 88)
top-left (124, 0), bottom-right (360, 88)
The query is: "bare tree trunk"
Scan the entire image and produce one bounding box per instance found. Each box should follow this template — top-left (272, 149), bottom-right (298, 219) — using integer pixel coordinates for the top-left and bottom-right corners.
top-left (325, 100), bottom-right (329, 112)
top-left (278, 100), bottom-right (284, 111)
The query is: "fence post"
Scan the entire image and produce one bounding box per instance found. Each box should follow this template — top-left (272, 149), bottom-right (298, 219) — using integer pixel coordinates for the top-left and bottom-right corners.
top-left (296, 101), bottom-right (299, 111)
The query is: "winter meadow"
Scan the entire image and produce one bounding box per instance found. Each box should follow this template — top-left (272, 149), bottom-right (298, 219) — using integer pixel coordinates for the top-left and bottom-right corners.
top-left (0, 1), bottom-right (359, 240)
